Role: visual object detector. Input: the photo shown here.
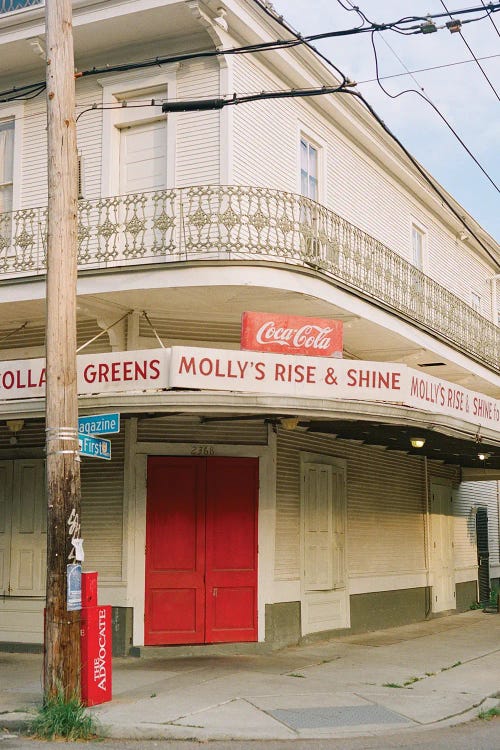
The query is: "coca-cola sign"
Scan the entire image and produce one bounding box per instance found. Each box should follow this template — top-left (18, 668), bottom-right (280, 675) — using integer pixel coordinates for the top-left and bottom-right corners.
top-left (241, 312), bottom-right (343, 357)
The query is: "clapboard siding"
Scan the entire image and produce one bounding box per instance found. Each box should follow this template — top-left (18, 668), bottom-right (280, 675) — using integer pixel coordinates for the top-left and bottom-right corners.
top-left (20, 96), bottom-right (47, 209)
top-left (138, 315), bottom-right (241, 345)
top-left (455, 481), bottom-right (500, 568)
top-left (0, 419), bottom-right (124, 580)
top-left (137, 416), bottom-right (267, 446)
top-left (80, 427), bottom-right (125, 580)
top-left (232, 56), bottom-right (296, 190)
top-left (276, 431), bottom-right (430, 581)
top-left (175, 59), bottom-right (220, 186)
top-left (231, 53), bottom-right (497, 314)
top-left (0, 318), bottom-right (111, 355)
top-left (75, 77), bottom-right (104, 201)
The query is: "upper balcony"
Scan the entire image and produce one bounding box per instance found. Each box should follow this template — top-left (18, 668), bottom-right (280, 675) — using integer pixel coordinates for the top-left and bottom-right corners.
top-left (0, 184), bottom-right (498, 373)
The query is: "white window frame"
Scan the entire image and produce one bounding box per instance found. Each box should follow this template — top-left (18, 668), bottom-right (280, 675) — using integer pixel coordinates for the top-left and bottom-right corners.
top-left (471, 291), bottom-right (482, 314)
top-left (98, 68), bottom-right (177, 198)
top-left (297, 126), bottom-right (326, 204)
top-left (0, 101), bottom-right (23, 213)
top-left (411, 222), bottom-right (426, 271)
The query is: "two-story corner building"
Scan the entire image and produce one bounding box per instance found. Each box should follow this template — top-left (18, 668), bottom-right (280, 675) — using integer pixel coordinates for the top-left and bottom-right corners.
top-left (0, 0), bottom-right (499, 654)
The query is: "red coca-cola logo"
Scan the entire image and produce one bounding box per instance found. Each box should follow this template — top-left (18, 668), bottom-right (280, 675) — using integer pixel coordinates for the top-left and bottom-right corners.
top-left (241, 312), bottom-right (343, 357)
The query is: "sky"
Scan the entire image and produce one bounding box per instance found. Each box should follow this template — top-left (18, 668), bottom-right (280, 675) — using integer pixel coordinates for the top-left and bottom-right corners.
top-left (273, 1), bottom-right (500, 243)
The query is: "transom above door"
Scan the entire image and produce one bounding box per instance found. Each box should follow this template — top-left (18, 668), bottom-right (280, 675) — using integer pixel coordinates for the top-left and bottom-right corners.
top-left (145, 456), bottom-right (259, 646)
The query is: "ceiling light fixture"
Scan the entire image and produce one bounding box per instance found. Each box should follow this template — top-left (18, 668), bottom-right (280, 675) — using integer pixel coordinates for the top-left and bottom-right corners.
top-left (280, 416), bottom-right (300, 431)
top-left (478, 452), bottom-right (491, 461)
top-left (410, 437), bottom-right (426, 449)
top-left (6, 419), bottom-right (24, 445)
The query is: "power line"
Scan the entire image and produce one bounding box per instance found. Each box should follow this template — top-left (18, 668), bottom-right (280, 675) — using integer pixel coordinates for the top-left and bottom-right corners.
top-left (439, 0), bottom-right (500, 102)
top-left (0, 3), bottom-right (499, 101)
top-left (480, 0), bottom-right (500, 34)
top-left (356, 53), bottom-right (500, 83)
top-left (368, 30), bottom-right (499, 194)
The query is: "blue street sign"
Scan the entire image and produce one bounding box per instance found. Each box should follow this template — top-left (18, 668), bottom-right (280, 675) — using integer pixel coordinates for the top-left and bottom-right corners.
top-left (78, 433), bottom-right (111, 460)
top-left (78, 412), bottom-right (120, 435)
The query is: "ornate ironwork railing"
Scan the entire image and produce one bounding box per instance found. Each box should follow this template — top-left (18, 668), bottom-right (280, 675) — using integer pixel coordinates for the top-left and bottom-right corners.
top-left (0, 0), bottom-right (42, 13)
top-left (0, 185), bottom-right (498, 370)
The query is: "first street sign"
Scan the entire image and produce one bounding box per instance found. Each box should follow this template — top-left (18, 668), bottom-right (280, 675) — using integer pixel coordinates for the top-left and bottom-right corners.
top-left (78, 434), bottom-right (111, 461)
top-left (78, 412), bottom-right (120, 435)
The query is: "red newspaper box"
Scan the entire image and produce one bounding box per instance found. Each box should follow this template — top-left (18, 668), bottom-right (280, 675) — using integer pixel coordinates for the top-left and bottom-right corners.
top-left (80, 573), bottom-right (112, 706)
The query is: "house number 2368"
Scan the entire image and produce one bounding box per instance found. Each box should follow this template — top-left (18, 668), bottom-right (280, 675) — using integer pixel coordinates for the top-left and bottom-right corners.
top-left (191, 445), bottom-right (215, 456)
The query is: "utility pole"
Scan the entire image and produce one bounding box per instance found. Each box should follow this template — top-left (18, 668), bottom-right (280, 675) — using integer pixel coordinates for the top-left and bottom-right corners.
top-left (44, 0), bottom-right (81, 700)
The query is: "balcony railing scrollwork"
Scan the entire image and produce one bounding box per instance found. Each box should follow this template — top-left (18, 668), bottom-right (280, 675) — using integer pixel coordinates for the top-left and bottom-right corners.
top-left (0, 184), bottom-right (498, 371)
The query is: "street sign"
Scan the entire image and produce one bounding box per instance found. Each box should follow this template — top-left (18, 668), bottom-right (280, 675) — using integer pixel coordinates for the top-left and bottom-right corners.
top-left (78, 412), bottom-right (120, 435)
top-left (78, 433), bottom-right (111, 460)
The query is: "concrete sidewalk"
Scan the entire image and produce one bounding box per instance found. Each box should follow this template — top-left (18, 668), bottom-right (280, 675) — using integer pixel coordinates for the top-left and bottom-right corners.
top-left (1, 610), bottom-right (499, 741)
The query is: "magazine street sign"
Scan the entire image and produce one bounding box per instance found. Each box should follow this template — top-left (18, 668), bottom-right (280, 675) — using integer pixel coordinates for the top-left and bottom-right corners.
top-left (78, 413), bottom-right (120, 435)
top-left (78, 433), bottom-right (111, 461)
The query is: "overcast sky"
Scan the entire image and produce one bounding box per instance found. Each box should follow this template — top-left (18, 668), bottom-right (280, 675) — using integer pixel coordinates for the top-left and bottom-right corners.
top-left (273, 1), bottom-right (500, 243)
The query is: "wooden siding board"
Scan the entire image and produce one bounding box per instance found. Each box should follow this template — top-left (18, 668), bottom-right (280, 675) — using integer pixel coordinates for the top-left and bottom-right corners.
top-left (137, 417), bottom-right (267, 446)
top-left (455, 481), bottom-right (499, 569)
top-left (276, 431), bottom-right (429, 581)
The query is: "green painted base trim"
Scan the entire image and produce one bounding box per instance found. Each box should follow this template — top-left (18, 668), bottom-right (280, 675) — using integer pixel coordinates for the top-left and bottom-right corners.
top-left (456, 580), bottom-right (478, 612)
top-left (0, 641), bottom-right (43, 654)
top-left (349, 588), bottom-right (431, 634)
top-left (130, 642), bottom-right (272, 657)
top-left (112, 606), bottom-right (133, 657)
top-left (265, 602), bottom-right (301, 648)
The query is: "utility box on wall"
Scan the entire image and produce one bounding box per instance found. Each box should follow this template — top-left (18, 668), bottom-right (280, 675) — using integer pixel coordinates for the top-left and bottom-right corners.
top-left (80, 572), bottom-right (112, 706)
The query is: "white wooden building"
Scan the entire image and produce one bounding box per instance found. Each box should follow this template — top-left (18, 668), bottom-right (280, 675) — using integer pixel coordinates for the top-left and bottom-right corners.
top-left (0, 0), bottom-right (498, 653)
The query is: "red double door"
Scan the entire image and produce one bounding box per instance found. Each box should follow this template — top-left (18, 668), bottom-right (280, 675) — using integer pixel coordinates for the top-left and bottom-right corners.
top-left (145, 456), bottom-right (259, 645)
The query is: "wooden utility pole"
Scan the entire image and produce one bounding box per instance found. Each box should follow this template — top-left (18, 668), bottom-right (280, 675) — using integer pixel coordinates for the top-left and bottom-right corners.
top-left (44, 0), bottom-right (81, 700)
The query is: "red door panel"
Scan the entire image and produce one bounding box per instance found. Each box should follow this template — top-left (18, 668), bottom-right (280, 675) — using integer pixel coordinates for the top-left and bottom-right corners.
top-left (145, 457), bottom-right (205, 645)
top-left (145, 456), bottom-right (259, 645)
top-left (205, 458), bottom-right (259, 643)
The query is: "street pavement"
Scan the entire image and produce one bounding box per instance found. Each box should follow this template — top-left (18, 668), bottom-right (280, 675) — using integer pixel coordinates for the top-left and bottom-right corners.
top-left (0, 610), bottom-right (499, 741)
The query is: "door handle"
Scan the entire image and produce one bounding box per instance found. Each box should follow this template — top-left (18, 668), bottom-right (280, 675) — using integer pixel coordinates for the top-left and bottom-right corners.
top-left (213, 587), bottom-right (218, 597)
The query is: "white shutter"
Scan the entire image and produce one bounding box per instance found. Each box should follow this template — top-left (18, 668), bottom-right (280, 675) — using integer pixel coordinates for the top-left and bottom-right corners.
top-left (303, 463), bottom-right (333, 591)
top-left (332, 467), bottom-right (346, 589)
top-left (119, 120), bottom-right (167, 194)
top-left (9, 459), bottom-right (46, 596)
top-left (0, 461), bottom-right (13, 595)
top-left (430, 482), bottom-right (455, 612)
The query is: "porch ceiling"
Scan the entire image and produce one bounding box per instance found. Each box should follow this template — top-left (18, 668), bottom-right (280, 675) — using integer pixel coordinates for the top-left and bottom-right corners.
top-left (303, 418), bottom-right (500, 471)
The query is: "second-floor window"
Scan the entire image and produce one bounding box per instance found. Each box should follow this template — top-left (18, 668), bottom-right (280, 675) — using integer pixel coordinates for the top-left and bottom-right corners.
top-left (471, 291), bottom-right (482, 313)
top-left (300, 137), bottom-right (318, 201)
top-left (411, 224), bottom-right (424, 270)
top-left (119, 120), bottom-right (167, 195)
top-left (0, 119), bottom-right (14, 214)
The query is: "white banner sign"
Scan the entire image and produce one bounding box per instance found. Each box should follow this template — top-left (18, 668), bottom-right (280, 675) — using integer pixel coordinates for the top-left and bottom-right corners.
top-left (0, 347), bottom-right (498, 434)
top-left (168, 347), bottom-right (407, 402)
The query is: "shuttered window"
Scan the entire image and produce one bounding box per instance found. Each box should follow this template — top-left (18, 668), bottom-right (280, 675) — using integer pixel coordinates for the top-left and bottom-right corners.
top-left (302, 463), bottom-right (333, 590)
top-left (302, 460), bottom-right (346, 592)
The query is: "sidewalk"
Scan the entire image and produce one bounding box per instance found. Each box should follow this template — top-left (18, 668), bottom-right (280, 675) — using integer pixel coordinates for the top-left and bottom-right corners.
top-left (1, 610), bottom-right (499, 741)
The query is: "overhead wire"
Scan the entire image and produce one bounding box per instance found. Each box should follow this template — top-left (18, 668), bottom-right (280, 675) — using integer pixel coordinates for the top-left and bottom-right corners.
top-left (439, 0), bottom-right (500, 102)
top-left (0, 3), bottom-right (498, 101)
top-left (7, 54), bottom-right (500, 126)
top-left (368, 30), bottom-right (499, 194)
top-left (480, 0), bottom-right (500, 34)
top-left (356, 53), bottom-right (500, 83)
